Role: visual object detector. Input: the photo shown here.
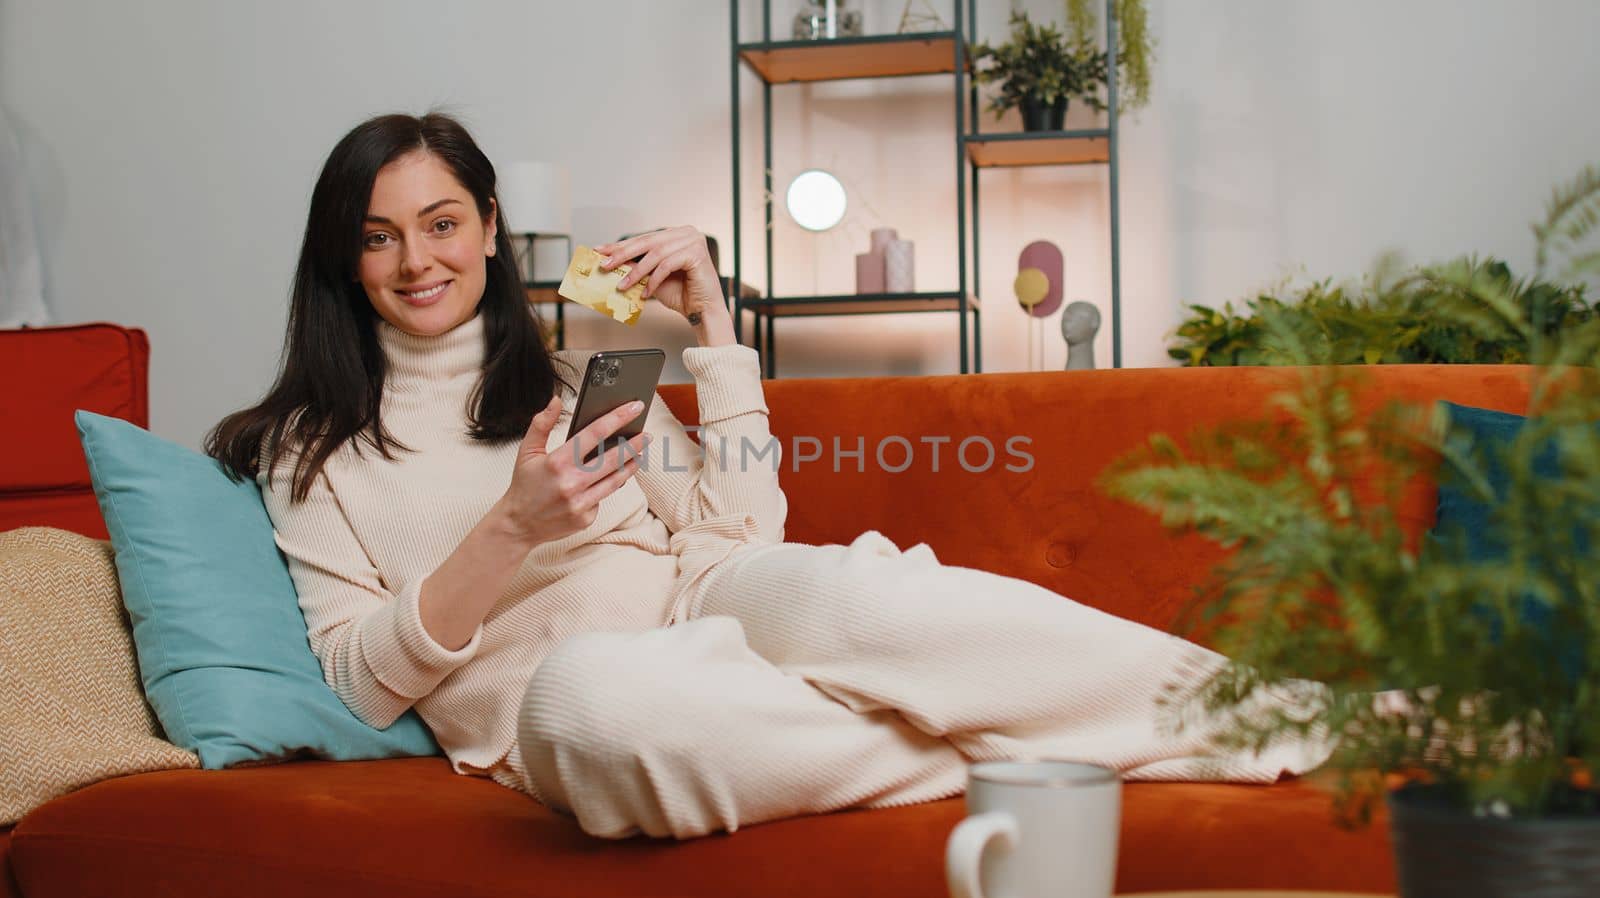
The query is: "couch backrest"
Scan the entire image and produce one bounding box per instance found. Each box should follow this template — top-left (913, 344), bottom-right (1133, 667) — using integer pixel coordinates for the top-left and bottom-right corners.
top-left (0, 323), bottom-right (150, 539)
top-left (660, 364), bottom-right (1532, 635)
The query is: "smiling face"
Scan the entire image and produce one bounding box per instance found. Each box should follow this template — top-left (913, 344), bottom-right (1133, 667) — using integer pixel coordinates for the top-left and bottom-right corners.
top-left (358, 151), bottom-right (498, 337)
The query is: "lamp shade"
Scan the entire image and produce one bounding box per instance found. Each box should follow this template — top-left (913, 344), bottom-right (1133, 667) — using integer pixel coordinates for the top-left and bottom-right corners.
top-left (499, 161), bottom-right (571, 235)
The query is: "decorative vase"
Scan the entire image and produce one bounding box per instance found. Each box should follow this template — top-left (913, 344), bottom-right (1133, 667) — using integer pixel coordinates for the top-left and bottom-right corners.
top-left (884, 239), bottom-right (914, 293)
top-left (855, 251), bottom-right (886, 294)
top-left (1388, 785), bottom-right (1600, 898)
top-left (1019, 96), bottom-right (1068, 132)
top-left (793, 0), bottom-right (862, 40)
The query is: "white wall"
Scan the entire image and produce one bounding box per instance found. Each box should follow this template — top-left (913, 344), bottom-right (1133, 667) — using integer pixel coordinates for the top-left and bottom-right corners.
top-left (3, 0), bottom-right (1597, 447)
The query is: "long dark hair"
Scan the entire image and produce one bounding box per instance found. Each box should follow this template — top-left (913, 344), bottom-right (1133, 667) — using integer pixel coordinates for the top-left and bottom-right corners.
top-left (206, 112), bottom-right (565, 501)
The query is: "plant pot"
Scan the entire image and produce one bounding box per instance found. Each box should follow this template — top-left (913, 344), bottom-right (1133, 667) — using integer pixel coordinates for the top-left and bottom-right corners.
top-left (1019, 96), bottom-right (1067, 132)
top-left (1388, 785), bottom-right (1600, 897)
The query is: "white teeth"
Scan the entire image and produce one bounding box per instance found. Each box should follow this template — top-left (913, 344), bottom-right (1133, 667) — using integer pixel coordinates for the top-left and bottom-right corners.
top-left (401, 283), bottom-right (447, 300)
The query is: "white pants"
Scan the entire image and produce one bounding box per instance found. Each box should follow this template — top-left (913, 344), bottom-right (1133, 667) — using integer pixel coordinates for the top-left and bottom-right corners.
top-left (514, 531), bottom-right (1330, 839)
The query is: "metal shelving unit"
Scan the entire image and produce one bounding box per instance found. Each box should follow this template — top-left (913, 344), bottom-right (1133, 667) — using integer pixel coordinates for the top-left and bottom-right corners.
top-left (729, 0), bottom-right (1122, 377)
top-left (527, 278), bottom-right (759, 351)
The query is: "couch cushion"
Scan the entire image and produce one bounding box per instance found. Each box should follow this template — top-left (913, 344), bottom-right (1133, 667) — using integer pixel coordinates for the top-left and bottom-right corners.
top-left (75, 412), bottom-right (440, 768)
top-left (12, 759), bottom-right (1394, 898)
top-left (1426, 400), bottom-right (1589, 683)
top-left (0, 322), bottom-right (149, 539)
top-left (0, 528), bottom-right (199, 827)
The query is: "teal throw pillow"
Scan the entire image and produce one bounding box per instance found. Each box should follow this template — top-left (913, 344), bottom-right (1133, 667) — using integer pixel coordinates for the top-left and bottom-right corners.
top-left (76, 411), bottom-right (440, 768)
top-left (1426, 401), bottom-right (1585, 681)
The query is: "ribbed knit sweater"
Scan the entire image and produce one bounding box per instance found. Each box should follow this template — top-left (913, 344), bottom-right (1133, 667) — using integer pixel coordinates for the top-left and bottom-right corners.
top-left (257, 313), bottom-right (787, 782)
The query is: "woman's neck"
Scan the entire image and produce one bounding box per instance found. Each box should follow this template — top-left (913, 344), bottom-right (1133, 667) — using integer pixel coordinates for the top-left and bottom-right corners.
top-left (377, 312), bottom-right (486, 382)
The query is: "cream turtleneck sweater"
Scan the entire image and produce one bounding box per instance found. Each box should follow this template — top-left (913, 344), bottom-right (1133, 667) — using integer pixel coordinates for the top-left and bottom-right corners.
top-left (257, 313), bottom-right (786, 781)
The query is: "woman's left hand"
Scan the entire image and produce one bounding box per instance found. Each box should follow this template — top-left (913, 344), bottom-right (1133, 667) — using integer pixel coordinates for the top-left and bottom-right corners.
top-left (596, 227), bottom-right (729, 328)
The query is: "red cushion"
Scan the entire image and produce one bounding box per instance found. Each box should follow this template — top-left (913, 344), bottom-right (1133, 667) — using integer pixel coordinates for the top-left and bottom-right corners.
top-left (0, 490), bottom-right (111, 540)
top-left (12, 759), bottom-right (1392, 898)
top-left (0, 323), bottom-right (149, 539)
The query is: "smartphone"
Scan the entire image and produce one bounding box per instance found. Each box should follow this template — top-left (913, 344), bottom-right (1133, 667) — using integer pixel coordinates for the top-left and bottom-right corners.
top-left (564, 348), bottom-right (666, 464)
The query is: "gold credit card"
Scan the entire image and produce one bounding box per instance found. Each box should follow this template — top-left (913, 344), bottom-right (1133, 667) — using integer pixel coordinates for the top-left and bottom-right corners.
top-left (556, 245), bottom-right (646, 326)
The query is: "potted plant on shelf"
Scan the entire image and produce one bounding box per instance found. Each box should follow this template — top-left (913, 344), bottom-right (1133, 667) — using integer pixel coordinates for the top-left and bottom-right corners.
top-left (969, 11), bottom-right (1105, 131)
top-left (968, 2), bottom-right (1154, 132)
top-left (1101, 165), bottom-right (1600, 897)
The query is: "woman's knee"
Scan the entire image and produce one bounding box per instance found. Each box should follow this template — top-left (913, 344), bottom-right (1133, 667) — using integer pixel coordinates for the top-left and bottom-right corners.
top-left (518, 619), bottom-right (750, 760)
top-left (521, 631), bottom-right (645, 754)
top-left (515, 622), bottom-right (753, 838)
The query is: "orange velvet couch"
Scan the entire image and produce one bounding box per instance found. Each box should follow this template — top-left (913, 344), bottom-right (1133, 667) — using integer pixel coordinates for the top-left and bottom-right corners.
top-left (4, 363), bottom-right (1534, 898)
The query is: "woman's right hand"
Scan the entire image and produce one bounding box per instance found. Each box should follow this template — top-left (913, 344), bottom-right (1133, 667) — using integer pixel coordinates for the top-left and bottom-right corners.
top-left (496, 396), bottom-right (649, 547)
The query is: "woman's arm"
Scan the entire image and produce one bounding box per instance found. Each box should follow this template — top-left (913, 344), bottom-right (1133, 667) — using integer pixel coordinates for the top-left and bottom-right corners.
top-left (631, 347), bottom-right (787, 541)
top-left (260, 401), bottom-right (646, 726)
top-left (594, 228), bottom-right (788, 541)
top-left (417, 398), bottom-right (645, 649)
top-left (260, 454), bottom-right (479, 730)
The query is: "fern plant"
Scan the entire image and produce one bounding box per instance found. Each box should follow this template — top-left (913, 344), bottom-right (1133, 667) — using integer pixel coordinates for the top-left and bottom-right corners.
top-left (1103, 166), bottom-right (1600, 823)
top-left (1170, 258), bottom-right (1595, 368)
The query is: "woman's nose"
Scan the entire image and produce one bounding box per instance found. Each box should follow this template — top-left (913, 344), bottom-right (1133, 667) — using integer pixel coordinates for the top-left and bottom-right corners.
top-left (399, 238), bottom-right (431, 278)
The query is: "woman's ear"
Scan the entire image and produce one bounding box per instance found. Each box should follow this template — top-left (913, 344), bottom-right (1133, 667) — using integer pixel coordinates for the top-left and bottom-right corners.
top-left (484, 198), bottom-right (499, 257)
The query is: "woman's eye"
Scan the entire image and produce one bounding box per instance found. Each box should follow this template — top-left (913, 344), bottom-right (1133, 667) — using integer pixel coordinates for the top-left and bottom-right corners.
top-left (364, 232), bottom-right (391, 248)
top-left (432, 219), bottom-right (457, 234)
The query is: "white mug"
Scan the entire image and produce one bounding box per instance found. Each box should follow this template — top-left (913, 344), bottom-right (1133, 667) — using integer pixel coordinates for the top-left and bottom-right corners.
top-left (945, 760), bottom-right (1121, 898)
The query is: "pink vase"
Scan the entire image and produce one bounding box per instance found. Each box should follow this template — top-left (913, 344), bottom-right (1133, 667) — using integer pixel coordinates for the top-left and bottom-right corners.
top-left (870, 227), bottom-right (898, 254)
top-left (885, 239), bottom-right (914, 293)
top-left (856, 251), bottom-right (886, 294)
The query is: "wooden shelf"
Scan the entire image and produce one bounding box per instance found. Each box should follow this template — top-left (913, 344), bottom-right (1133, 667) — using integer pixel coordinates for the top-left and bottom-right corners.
top-left (741, 292), bottom-right (979, 318)
top-left (965, 130), bottom-right (1111, 168)
top-left (526, 282), bottom-right (562, 304)
top-left (739, 32), bottom-right (957, 84)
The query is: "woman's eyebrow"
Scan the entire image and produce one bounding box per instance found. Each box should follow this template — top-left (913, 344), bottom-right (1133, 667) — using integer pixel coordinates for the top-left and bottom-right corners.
top-left (364, 198), bottom-right (464, 225)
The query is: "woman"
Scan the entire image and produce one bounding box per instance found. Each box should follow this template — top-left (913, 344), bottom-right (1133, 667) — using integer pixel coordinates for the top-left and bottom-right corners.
top-left (209, 112), bottom-right (1330, 841)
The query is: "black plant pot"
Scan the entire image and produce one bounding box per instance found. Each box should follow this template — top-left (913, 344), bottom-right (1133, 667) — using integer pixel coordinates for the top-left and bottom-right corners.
top-left (1388, 786), bottom-right (1600, 898)
top-left (1019, 96), bottom-right (1067, 132)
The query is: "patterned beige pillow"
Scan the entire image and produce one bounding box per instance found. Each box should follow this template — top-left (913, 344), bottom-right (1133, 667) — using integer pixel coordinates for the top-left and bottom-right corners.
top-left (0, 527), bottom-right (198, 825)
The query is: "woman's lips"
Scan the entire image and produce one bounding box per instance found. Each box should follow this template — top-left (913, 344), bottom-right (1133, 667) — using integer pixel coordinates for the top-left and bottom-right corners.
top-left (397, 280), bottom-right (451, 307)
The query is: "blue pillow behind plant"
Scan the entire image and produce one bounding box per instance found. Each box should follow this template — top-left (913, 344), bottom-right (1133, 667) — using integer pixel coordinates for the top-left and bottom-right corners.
top-left (1425, 401), bottom-right (1587, 683)
top-left (76, 411), bottom-right (440, 768)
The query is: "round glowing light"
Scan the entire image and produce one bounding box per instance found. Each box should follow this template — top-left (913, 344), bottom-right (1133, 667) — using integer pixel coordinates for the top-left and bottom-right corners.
top-left (785, 169), bottom-right (848, 232)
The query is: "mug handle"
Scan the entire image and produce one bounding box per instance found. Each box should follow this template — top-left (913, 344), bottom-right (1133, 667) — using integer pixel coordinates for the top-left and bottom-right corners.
top-left (945, 812), bottom-right (1020, 898)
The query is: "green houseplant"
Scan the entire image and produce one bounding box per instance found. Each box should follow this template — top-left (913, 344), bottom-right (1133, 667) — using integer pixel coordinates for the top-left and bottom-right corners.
top-left (1065, 0), bottom-right (1154, 111)
top-left (1103, 166), bottom-right (1600, 896)
top-left (968, 1), bottom-right (1153, 132)
top-left (1169, 258), bottom-right (1595, 368)
top-left (969, 10), bottom-right (1106, 131)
